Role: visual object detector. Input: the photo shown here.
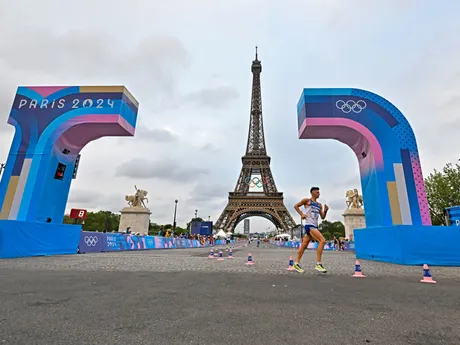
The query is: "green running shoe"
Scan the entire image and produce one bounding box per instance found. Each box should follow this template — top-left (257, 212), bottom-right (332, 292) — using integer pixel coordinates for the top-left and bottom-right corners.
top-left (293, 262), bottom-right (305, 273)
top-left (315, 263), bottom-right (327, 273)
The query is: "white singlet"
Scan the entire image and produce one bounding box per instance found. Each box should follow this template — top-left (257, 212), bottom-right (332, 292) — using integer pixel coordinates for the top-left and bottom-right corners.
top-left (303, 200), bottom-right (321, 228)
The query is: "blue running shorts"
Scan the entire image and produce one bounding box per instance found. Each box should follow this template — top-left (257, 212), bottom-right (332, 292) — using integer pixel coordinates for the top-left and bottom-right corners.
top-left (304, 225), bottom-right (317, 236)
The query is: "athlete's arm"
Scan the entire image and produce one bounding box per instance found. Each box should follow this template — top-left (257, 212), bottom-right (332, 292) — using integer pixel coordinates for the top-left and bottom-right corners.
top-left (319, 203), bottom-right (329, 219)
top-left (294, 198), bottom-right (310, 219)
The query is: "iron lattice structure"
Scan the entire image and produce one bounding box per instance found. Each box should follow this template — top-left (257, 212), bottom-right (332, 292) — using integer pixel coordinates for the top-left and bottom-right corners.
top-left (214, 49), bottom-right (296, 233)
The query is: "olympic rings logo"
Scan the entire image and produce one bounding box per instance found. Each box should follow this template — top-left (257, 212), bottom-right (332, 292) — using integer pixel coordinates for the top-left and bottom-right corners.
top-left (335, 100), bottom-right (367, 114)
top-left (84, 236), bottom-right (99, 246)
top-left (244, 176), bottom-right (269, 188)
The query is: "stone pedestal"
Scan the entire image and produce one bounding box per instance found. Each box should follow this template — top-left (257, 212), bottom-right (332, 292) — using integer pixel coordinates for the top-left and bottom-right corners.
top-left (118, 207), bottom-right (151, 234)
top-left (342, 208), bottom-right (366, 240)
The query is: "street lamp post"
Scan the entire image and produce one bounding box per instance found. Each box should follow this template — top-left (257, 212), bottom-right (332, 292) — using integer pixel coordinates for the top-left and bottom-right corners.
top-left (173, 200), bottom-right (178, 231)
top-left (195, 209), bottom-right (198, 219)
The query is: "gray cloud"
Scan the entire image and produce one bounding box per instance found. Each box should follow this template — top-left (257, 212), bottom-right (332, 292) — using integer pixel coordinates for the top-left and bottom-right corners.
top-left (200, 143), bottom-right (220, 152)
top-left (445, 94), bottom-right (460, 108)
top-left (327, 199), bottom-right (346, 212)
top-left (283, 195), bottom-right (299, 211)
top-left (67, 189), bottom-right (122, 212)
top-left (184, 86), bottom-right (239, 108)
top-left (135, 126), bottom-right (179, 142)
top-left (282, 195), bottom-right (302, 224)
top-left (115, 158), bottom-right (209, 181)
top-left (0, 21), bottom-right (239, 115)
top-left (187, 182), bottom-right (228, 204)
top-left (0, 28), bottom-right (190, 108)
top-left (144, 203), bottom-right (173, 222)
top-left (331, 176), bottom-right (361, 189)
top-left (67, 190), bottom-right (105, 204)
top-left (0, 76), bottom-right (21, 134)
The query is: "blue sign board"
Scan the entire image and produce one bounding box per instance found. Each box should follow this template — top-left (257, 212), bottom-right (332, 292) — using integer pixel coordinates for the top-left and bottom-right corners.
top-left (200, 221), bottom-right (213, 236)
top-left (444, 206), bottom-right (460, 226)
top-left (190, 221), bottom-right (213, 235)
top-left (190, 221), bottom-right (201, 234)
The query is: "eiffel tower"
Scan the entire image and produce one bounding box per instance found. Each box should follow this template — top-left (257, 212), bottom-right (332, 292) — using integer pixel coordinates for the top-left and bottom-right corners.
top-left (214, 48), bottom-right (296, 233)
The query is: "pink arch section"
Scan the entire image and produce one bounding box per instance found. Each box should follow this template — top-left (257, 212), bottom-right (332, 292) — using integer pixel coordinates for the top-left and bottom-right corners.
top-left (410, 152), bottom-right (431, 225)
top-left (28, 86), bottom-right (69, 98)
top-left (51, 114), bottom-right (135, 153)
top-left (299, 117), bottom-right (384, 169)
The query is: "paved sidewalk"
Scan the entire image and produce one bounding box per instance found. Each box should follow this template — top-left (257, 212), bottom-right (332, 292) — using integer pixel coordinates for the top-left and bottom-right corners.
top-left (1, 244), bottom-right (459, 344)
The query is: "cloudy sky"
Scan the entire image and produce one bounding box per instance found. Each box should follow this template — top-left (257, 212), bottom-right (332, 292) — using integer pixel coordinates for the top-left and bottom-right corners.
top-left (1, 0), bottom-right (459, 233)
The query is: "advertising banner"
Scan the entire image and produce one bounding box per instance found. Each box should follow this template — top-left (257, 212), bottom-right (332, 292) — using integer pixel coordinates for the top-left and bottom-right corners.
top-left (79, 231), bottom-right (104, 253)
top-left (190, 222), bottom-right (201, 235)
top-left (76, 231), bottom-right (228, 255)
top-left (103, 233), bottom-right (146, 251)
top-left (272, 240), bottom-right (355, 251)
top-left (199, 222), bottom-right (213, 236)
top-left (190, 221), bottom-right (212, 235)
top-left (175, 238), bottom-right (186, 248)
top-left (151, 236), bottom-right (174, 249)
top-left (243, 219), bottom-right (250, 234)
top-left (144, 236), bottom-right (155, 249)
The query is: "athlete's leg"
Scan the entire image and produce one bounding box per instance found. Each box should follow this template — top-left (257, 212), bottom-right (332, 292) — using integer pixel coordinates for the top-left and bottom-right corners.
top-left (293, 228), bottom-right (311, 273)
top-left (295, 234), bottom-right (311, 263)
top-left (309, 229), bottom-right (326, 262)
top-left (296, 225), bottom-right (312, 263)
top-left (309, 228), bottom-right (327, 272)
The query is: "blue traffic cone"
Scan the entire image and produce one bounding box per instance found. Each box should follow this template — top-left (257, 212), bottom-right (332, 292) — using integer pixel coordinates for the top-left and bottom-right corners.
top-left (246, 253), bottom-right (253, 265)
top-left (352, 260), bottom-right (365, 277)
top-left (287, 256), bottom-right (294, 271)
top-left (420, 264), bottom-right (436, 284)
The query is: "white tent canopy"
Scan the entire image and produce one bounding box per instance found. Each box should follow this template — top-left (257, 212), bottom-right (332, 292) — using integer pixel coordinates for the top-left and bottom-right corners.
top-left (275, 234), bottom-right (291, 239)
top-left (214, 229), bottom-right (227, 238)
top-left (276, 233), bottom-right (290, 238)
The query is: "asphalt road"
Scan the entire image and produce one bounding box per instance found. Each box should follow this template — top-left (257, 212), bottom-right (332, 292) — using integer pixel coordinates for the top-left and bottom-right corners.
top-left (1, 243), bottom-right (459, 345)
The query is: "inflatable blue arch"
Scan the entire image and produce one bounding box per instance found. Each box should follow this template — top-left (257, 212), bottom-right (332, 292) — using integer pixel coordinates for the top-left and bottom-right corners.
top-left (0, 86), bottom-right (138, 259)
top-left (297, 88), bottom-right (460, 266)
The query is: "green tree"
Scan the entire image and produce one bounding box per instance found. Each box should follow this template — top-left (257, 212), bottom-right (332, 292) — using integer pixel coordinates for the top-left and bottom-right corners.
top-left (63, 214), bottom-right (73, 224)
top-left (424, 163), bottom-right (460, 225)
top-left (74, 210), bottom-right (120, 232)
top-left (149, 222), bottom-right (161, 231)
top-left (318, 220), bottom-right (345, 240)
top-left (173, 227), bottom-right (187, 235)
top-left (63, 209), bottom-right (195, 235)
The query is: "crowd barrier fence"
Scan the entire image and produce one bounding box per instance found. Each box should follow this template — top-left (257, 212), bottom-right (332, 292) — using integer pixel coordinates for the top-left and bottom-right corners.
top-left (79, 231), bottom-right (229, 254)
top-left (271, 240), bottom-right (355, 251)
